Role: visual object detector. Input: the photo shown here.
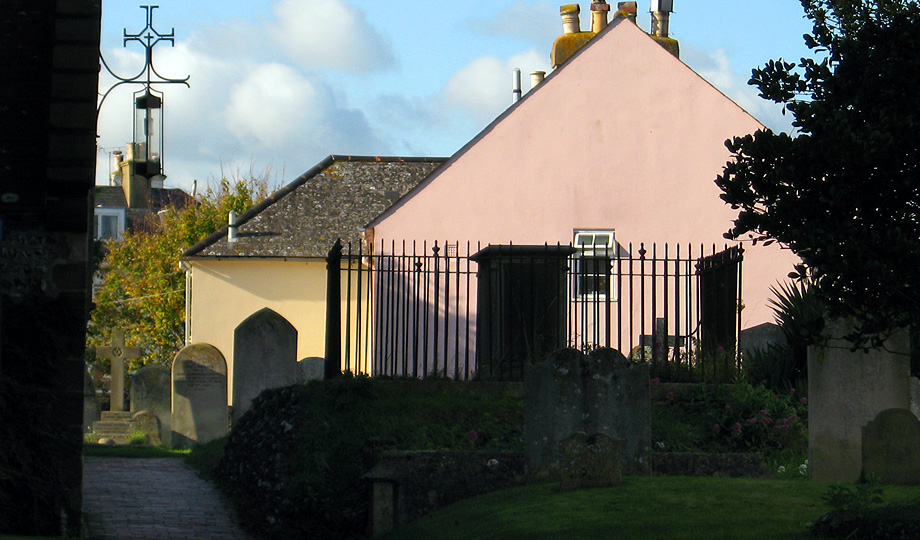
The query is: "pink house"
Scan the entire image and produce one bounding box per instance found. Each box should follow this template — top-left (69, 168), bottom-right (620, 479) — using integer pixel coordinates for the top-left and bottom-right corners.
top-left (361, 8), bottom-right (797, 377)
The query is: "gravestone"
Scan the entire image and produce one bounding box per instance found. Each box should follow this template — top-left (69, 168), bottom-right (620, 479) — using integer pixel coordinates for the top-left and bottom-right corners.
top-left (862, 408), bottom-right (920, 485)
top-left (130, 364), bottom-right (171, 446)
top-left (808, 318), bottom-right (910, 482)
top-left (83, 368), bottom-right (100, 432)
top-left (95, 330), bottom-right (141, 411)
top-left (558, 432), bottom-right (623, 491)
top-left (232, 308), bottom-right (297, 422)
top-left (297, 357), bottom-right (324, 383)
top-left (171, 343), bottom-right (228, 449)
top-left (524, 347), bottom-right (650, 480)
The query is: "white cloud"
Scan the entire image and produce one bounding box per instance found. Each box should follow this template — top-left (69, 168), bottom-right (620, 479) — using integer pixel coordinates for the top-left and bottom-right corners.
top-left (442, 50), bottom-right (550, 127)
top-left (683, 46), bottom-right (794, 133)
top-left (268, 0), bottom-right (395, 73)
top-left (470, 1), bottom-right (563, 48)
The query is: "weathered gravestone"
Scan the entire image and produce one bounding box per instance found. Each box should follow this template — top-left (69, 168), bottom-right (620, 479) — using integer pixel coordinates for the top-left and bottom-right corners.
top-left (559, 432), bottom-right (623, 491)
top-left (524, 347), bottom-right (650, 481)
top-left (297, 357), bottom-right (324, 383)
top-left (131, 364), bottom-right (171, 446)
top-left (83, 368), bottom-right (100, 432)
top-left (808, 318), bottom-right (910, 482)
top-left (171, 344), bottom-right (228, 449)
top-left (232, 308), bottom-right (297, 422)
top-left (862, 408), bottom-right (920, 485)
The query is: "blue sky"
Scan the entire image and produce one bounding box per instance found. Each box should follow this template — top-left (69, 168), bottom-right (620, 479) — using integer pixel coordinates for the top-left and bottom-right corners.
top-left (96, 1), bottom-right (816, 192)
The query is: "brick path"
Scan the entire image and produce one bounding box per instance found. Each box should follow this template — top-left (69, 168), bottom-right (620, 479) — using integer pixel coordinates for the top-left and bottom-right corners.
top-left (83, 457), bottom-right (257, 540)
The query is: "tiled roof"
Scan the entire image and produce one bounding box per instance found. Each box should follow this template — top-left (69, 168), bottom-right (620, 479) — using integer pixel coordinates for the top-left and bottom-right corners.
top-left (184, 156), bottom-right (446, 259)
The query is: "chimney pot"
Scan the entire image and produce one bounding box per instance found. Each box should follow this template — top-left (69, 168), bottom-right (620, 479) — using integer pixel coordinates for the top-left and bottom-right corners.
top-left (560, 4), bottom-right (581, 34)
top-left (530, 71), bottom-right (546, 89)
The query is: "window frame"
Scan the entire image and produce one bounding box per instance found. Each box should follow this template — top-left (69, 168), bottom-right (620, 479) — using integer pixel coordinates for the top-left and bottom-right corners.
top-left (573, 230), bottom-right (617, 301)
top-left (94, 207), bottom-right (126, 241)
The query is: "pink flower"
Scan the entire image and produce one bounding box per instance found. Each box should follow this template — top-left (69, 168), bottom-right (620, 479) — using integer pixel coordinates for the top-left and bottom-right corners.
top-left (801, 397), bottom-right (808, 405)
top-left (746, 418), bottom-right (757, 425)
top-left (725, 404), bottom-right (731, 410)
top-left (650, 378), bottom-right (661, 386)
top-left (467, 430), bottom-right (479, 441)
top-left (790, 388), bottom-right (796, 394)
top-left (732, 423), bottom-right (742, 436)
top-left (712, 424), bottom-right (721, 434)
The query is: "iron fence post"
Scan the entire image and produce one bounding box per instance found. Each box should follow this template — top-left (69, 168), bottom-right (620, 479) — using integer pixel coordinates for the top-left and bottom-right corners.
top-left (325, 239), bottom-right (343, 379)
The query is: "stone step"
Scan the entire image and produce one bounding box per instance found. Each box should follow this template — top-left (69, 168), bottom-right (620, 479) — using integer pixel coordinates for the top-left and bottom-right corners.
top-left (92, 421), bottom-right (139, 435)
top-left (101, 411), bottom-right (133, 421)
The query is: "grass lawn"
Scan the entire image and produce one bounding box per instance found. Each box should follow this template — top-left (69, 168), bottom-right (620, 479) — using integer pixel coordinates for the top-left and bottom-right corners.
top-left (381, 477), bottom-right (920, 540)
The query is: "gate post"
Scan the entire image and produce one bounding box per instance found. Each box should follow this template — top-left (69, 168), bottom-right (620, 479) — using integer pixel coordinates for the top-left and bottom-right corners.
top-left (325, 239), bottom-right (343, 379)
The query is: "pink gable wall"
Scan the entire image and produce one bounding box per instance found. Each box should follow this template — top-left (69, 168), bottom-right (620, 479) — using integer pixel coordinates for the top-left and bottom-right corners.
top-left (371, 19), bottom-right (797, 327)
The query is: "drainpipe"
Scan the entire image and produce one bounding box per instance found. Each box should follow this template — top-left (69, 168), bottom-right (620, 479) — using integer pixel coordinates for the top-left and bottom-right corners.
top-left (512, 68), bottom-right (522, 103)
top-left (179, 260), bottom-right (192, 344)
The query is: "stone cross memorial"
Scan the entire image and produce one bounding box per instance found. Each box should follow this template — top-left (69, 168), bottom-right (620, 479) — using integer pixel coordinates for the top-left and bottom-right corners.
top-left (95, 330), bottom-right (141, 411)
top-left (171, 343), bottom-right (228, 448)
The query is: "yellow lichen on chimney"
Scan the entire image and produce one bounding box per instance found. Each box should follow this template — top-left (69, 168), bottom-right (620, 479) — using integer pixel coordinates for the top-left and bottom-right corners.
top-left (551, 32), bottom-right (597, 68)
top-left (651, 35), bottom-right (680, 58)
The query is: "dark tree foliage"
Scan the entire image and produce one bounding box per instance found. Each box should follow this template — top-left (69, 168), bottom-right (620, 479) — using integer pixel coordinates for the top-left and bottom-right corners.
top-left (716, 0), bottom-right (920, 345)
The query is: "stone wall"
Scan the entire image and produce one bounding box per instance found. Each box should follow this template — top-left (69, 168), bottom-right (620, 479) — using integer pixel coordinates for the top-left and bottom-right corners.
top-left (0, 0), bottom-right (100, 535)
top-left (364, 450), bottom-right (526, 537)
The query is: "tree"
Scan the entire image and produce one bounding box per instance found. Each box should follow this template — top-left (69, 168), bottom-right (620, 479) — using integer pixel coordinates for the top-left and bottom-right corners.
top-left (715, 0), bottom-right (920, 345)
top-left (88, 175), bottom-right (271, 371)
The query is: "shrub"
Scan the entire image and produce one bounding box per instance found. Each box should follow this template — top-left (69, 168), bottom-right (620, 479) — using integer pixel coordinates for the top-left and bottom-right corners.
top-left (652, 381), bottom-right (808, 462)
top-left (810, 476), bottom-right (920, 539)
top-left (214, 379), bottom-right (523, 540)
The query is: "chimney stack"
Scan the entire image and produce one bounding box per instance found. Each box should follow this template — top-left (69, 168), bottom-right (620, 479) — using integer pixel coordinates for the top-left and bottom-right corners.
top-left (649, 0), bottom-right (679, 58)
top-left (615, 2), bottom-right (637, 23)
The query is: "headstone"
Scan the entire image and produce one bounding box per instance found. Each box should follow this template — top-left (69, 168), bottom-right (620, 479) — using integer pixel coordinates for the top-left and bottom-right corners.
top-left (171, 343), bottom-right (228, 449)
top-left (558, 432), bottom-right (623, 491)
top-left (130, 364), bottom-right (171, 446)
top-left (297, 357), bottom-right (325, 383)
top-left (232, 308), bottom-right (297, 422)
top-left (862, 408), bottom-right (920, 485)
top-left (83, 368), bottom-right (100, 432)
top-left (739, 322), bottom-right (788, 359)
top-left (95, 330), bottom-right (141, 411)
top-left (910, 377), bottom-right (920, 420)
top-left (808, 318), bottom-right (910, 482)
top-left (524, 347), bottom-right (650, 479)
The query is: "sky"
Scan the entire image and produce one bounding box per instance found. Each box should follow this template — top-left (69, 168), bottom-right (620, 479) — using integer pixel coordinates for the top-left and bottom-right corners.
top-left (96, 0), bottom-right (817, 193)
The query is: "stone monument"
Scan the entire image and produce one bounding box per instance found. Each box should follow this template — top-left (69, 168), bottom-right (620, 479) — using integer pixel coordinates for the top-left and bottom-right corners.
top-left (862, 408), bottom-right (920, 485)
top-left (232, 308), bottom-right (297, 422)
top-left (130, 364), bottom-right (171, 446)
top-left (95, 329), bottom-right (141, 411)
top-left (171, 343), bottom-right (228, 448)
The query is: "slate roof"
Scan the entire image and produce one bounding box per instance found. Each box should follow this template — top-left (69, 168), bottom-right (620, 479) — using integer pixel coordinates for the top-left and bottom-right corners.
top-left (183, 156), bottom-right (447, 259)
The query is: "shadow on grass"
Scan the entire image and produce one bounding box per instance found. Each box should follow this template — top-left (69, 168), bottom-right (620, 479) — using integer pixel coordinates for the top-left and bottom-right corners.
top-left (380, 477), bottom-right (920, 540)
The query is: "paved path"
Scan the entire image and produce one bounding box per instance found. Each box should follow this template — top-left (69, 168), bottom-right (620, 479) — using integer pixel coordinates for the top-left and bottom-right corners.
top-left (83, 457), bottom-right (257, 540)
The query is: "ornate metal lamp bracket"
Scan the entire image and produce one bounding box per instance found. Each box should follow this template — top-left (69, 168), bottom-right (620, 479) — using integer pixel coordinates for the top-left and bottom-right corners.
top-left (97, 5), bottom-right (190, 118)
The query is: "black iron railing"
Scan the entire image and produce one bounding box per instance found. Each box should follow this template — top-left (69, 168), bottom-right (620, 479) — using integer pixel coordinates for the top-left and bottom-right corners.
top-left (326, 240), bottom-right (742, 382)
